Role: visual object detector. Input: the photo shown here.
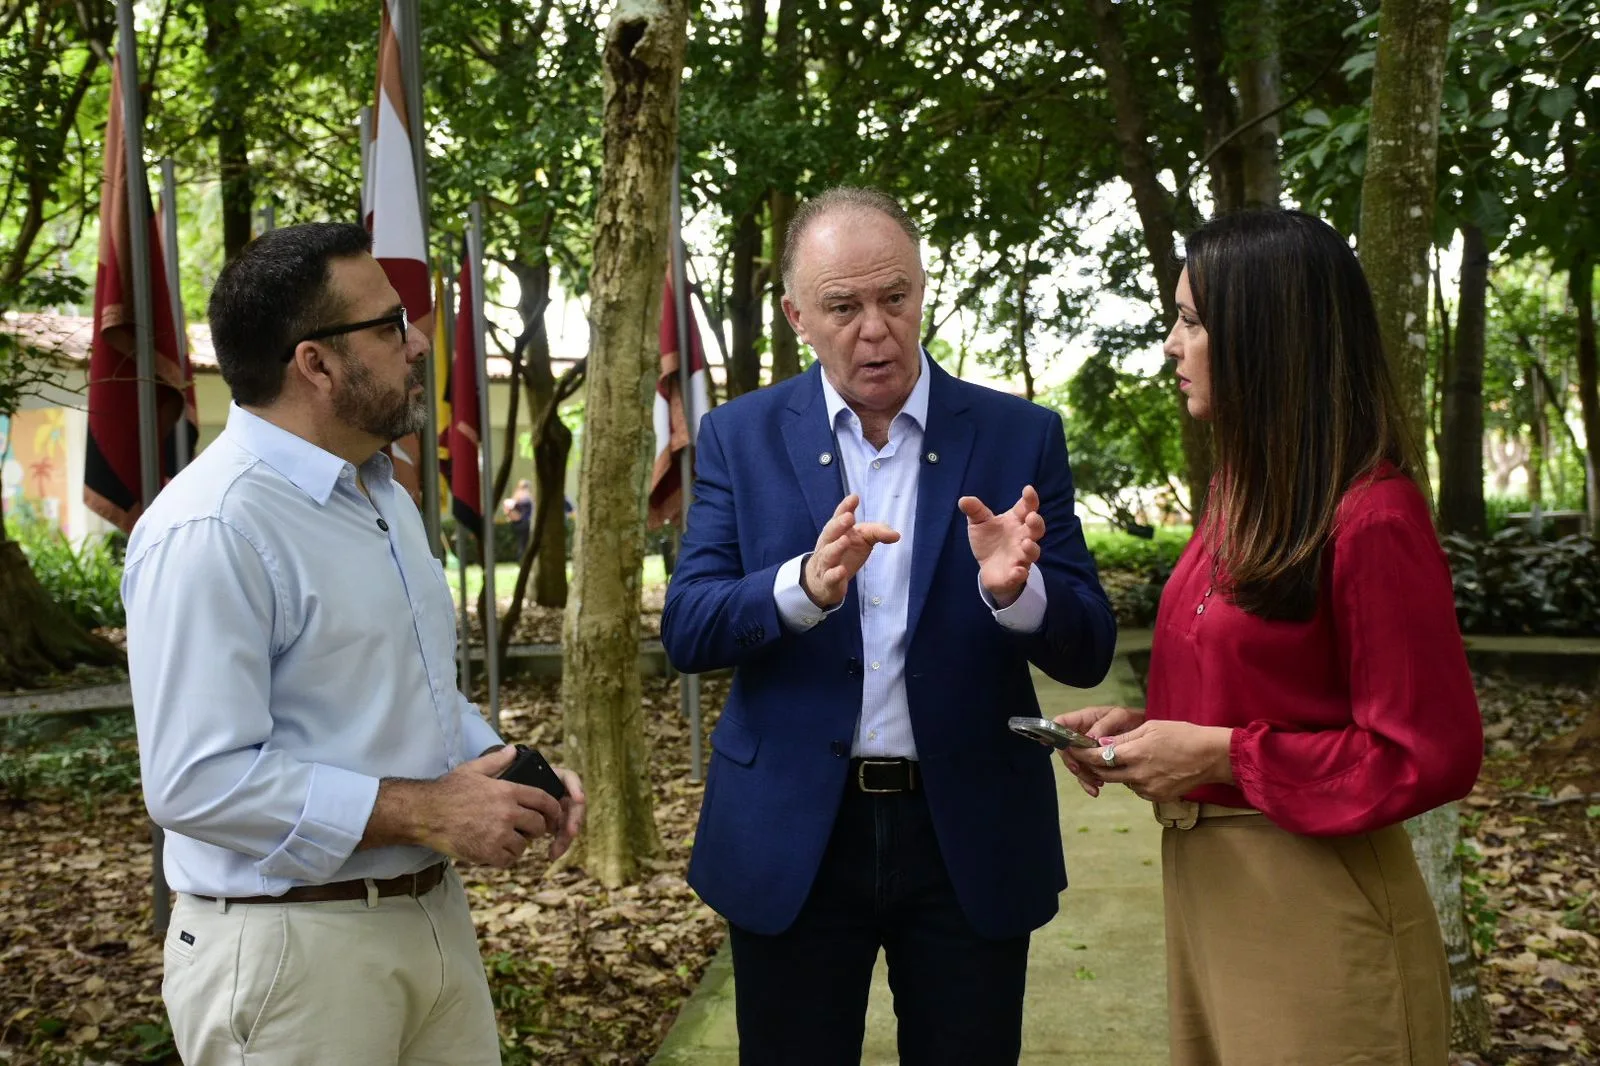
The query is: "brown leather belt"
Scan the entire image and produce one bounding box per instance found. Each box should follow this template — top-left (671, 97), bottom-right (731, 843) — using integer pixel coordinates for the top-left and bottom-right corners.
top-left (195, 861), bottom-right (448, 906)
top-left (850, 757), bottom-right (919, 793)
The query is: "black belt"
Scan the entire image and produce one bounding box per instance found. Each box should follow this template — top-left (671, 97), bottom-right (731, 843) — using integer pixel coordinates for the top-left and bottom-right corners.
top-left (850, 757), bottom-right (919, 793)
top-left (195, 861), bottom-right (448, 906)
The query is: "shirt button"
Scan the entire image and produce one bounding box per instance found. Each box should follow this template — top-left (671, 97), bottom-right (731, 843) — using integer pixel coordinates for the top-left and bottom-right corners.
top-left (1195, 604), bottom-right (1205, 615)
top-left (872, 460), bottom-right (882, 470)
top-left (340, 465), bottom-right (354, 479)
top-left (868, 730), bottom-right (878, 741)
top-left (871, 595), bottom-right (882, 606)
top-left (377, 518), bottom-right (390, 532)
top-left (871, 661), bottom-right (881, 671)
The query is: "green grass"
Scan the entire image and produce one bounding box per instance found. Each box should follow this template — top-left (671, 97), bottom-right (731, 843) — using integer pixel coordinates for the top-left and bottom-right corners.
top-left (444, 554), bottom-right (667, 606)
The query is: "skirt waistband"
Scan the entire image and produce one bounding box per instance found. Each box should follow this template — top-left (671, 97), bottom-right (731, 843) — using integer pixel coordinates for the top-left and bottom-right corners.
top-left (1152, 800), bottom-right (1266, 830)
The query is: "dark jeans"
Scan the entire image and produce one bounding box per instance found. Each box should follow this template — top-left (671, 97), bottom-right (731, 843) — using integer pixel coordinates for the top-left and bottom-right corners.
top-left (727, 784), bottom-right (1030, 1066)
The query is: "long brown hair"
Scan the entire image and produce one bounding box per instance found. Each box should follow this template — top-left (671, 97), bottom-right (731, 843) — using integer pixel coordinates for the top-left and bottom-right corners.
top-left (1185, 209), bottom-right (1422, 619)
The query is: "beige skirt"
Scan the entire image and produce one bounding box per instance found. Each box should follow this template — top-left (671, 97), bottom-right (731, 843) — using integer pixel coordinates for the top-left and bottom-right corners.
top-left (1157, 801), bottom-right (1451, 1066)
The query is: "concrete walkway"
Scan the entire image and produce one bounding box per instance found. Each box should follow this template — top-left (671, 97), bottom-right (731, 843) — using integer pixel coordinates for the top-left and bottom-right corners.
top-left (652, 654), bottom-right (1168, 1065)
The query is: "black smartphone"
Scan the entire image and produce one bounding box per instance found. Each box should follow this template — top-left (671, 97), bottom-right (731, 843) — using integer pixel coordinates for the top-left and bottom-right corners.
top-left (497, 745), bottom-right (568, 800)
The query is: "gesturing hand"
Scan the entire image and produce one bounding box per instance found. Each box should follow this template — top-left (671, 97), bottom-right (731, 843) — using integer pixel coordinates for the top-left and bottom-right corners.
top-left (959, 485), bottom-right (1045, 608)
top-left (802, 493), bottom-right (901, 608)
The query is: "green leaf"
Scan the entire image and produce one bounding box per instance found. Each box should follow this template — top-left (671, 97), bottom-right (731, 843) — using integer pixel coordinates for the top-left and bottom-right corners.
top-left (1476, 109), bottom-right (1509, 129)
top-left (1303, 107), bottom-right (1332, 127)
top-left (1341, 51), bottom-right (1376, 78)
top-left (1538, 85), bottom-right (1577, 121)
top-left (1309, 141), bottom-right (1329, 170)
top-left (1443, 85), bottom-right (1469, 114)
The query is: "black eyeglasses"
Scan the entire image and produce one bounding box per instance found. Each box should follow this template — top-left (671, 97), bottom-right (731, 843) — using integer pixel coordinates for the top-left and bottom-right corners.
top-left (284, 307), bottom-right (409, 361)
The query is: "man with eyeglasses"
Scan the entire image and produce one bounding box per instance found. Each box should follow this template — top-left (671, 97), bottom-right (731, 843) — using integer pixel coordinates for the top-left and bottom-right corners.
top-left (121, 222), bottom-right (583, 1066)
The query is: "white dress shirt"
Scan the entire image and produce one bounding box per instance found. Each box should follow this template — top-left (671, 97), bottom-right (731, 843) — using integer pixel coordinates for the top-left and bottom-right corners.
top-left (773, 354), bottom-right (1046, 758)
top-left (122, 404), bottom-right (501, 897)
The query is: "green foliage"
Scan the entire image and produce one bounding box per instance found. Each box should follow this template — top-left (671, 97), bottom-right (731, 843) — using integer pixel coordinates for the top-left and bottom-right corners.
top-left (0, 712), bottom-right (141, 812)
top-left (1049, 351), bottom-right (1188, 530)
top-left (1084, 525), bottom-right (1191, 573)
top-left (6, 517), bottom-right (126, 629)
top-left (1444, 530), bottom-right (1600, 636)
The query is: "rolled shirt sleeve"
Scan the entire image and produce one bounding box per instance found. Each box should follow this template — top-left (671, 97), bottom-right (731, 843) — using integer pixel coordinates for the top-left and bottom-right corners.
top-left (125, 518), bottom-right (380, 885)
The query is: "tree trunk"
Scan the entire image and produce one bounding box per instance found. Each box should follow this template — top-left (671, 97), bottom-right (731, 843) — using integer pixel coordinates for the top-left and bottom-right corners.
top-left (1188, 0), bottom-right (1245, 214)
top-left (770, 188), bottom-right (800, 381)
top-left (1236, 0), bottom-right (1282, 208)
top-left (562, 0), bottom-right (683, 888)
top-left (0, 536), bottom-right (124, 690)
top-left (1439, 224), bottom-right (1488, 537)
top-left (1570, 256), bottom-right (1598, 529)
top-left (202, 0), bottom-right (251, 261)
top-left (726, 205), bottom-right (763, 397)
top-left (1014, 259), bottom-right (1034, 402)
top-left (1358, 0), bottom-right (1489, 1050)
top-left (1406, 804), bottom-right (1487, 1053)
top-left (512, 258), bottom-right (570, 608)
top-left (1084, 0), bottom-right (1211, 517)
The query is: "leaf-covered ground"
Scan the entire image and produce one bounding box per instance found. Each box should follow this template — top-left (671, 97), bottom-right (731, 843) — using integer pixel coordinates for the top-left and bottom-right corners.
top-left (0, 671), bottom-right (1595, 1064)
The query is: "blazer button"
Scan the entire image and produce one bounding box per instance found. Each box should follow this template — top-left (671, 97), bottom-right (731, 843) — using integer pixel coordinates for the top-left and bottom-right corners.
top-left (847, 657), bottom-right (862, 677)
top-left (830, 741), bottom-right (846, 757)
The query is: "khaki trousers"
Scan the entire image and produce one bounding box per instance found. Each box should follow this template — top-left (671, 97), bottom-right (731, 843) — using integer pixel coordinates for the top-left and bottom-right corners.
top-left (162, 867), bottom-right (500, 1066)
top-left (1157, 802), bottom-right (1450, 1066)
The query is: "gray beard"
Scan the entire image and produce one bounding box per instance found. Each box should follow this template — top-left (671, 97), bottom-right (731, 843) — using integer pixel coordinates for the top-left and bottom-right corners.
top-left (334, 355), bottom-right (428, 442)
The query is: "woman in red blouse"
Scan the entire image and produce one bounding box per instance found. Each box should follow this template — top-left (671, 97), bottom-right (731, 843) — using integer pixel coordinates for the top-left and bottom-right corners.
top-left (1057, 209), bottom-right (1483, 1065)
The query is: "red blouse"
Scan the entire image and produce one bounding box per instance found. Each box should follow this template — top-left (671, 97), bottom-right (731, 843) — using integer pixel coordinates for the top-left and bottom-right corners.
top-left (1145, 466), bottom-right (1483, 836)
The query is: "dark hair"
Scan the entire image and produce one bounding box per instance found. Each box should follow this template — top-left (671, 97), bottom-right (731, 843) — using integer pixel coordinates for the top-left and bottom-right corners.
top-left (1185, 208), bottom-right (1422, 619)
top-left (207, 222), bottom-right (372, 406)
top-left (782, 186), bottom-right (921, 293)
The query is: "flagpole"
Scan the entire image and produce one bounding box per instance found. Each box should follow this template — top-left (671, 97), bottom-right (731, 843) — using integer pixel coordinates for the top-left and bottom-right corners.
top-left (116, 0), bottom-right (168, 936)
top-left (397, 0), bottom-right (442, 558)
top-left (159, 158), bottom-right (190, 472)
top-left (468, 204), bottom-right (500, 730)
top-left (444, 269), bottom-right (472, 694)
top-left (670, 154), bottom-right (703, 783)
top-left (358, 105), bottom-right (373, 222)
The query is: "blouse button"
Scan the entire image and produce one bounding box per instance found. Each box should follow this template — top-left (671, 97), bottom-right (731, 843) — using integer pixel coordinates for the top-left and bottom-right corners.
top-left (1195, 604), bottom-right (1205, 616)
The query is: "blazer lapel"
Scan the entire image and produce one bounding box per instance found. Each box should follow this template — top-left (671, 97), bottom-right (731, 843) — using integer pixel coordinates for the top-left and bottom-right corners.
top-left (906, 361), bottom-right (975, 640)
top-left (782, 365), bottom-right (847, 536)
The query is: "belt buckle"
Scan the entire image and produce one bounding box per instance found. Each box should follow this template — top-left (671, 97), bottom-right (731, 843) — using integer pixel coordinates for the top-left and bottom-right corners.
top-left (1153, 800), bottom-right (1200, 830)
top-left (857, 759), bottom-right (899, 794)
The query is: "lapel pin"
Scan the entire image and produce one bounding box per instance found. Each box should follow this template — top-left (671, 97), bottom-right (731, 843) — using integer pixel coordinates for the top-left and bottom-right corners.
top-left (819, 452), bottom-right (834, 466)
top-left (926, 452), bottom-right (940, 464)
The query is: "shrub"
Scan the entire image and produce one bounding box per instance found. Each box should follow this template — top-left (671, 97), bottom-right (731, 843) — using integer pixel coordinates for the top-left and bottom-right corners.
top-left (1444, 529), bottom-right (1600, 635)
top-left (5, 518), bottom-right (126, 629)
top-left (0, 712), bottom-right (141, 812)
top-left (1084, 525), bottom-right (1191, 573)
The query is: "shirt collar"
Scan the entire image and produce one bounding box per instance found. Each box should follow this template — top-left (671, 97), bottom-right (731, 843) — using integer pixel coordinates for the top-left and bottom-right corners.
top-left (820, 348), bottom-right (932, 436)
top-left (224, 403), bottom-right (390, 505)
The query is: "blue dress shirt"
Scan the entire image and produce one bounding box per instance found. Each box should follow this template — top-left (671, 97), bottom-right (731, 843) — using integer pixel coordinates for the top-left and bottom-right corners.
top-left (122, 404), bottom-right (501, 898)
top-left (773, 354), bottom-right (1047, 758)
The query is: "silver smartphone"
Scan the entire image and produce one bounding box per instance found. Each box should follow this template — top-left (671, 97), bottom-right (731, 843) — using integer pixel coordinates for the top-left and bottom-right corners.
top-left (1007, 716), bottom-right (1099, 750)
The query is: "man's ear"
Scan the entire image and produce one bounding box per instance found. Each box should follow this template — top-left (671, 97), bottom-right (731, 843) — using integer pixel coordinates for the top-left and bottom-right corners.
top-left (287, 341), bottom-right (337, 398)
top-left (780, 294), bottom-right (807, 345)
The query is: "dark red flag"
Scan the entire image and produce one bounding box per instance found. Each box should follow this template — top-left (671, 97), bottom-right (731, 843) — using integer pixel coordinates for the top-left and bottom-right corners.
top-left (85, 56), bottom-right (196, 533)
top-left (648, 265), bottom-right (711, 529)
top-left (447, 251), bottom-right (482, 539)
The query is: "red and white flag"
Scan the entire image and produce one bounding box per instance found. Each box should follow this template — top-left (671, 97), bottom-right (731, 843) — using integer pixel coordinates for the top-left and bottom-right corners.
top-left (84, 56), bottom-right (196, 533)
top-left (648, 266), bottom-right (711, 529)
top-left (367, 0), bottom-right (432, 499)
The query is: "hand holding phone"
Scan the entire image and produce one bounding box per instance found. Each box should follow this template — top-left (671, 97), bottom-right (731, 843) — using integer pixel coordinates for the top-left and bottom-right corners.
top-left (1007, 716), bottom-right (1099, 750)
top-left (496, 745), bottom-right (568, 800)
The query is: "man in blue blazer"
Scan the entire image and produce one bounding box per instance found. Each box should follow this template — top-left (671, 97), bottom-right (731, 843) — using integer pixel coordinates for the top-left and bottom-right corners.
top-left (661, 187), bottom-right (1115, 1065)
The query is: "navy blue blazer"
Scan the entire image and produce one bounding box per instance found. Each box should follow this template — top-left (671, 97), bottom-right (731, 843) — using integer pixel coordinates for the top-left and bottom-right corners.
top-left (661, 359), bottom-right (1116, 939)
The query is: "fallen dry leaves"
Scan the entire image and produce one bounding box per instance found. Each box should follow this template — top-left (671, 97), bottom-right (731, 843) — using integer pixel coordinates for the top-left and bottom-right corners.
top-left (2, 669), bottom-right (1596, 1064)
top-left (0, 674), bottom-right (724, 1065)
